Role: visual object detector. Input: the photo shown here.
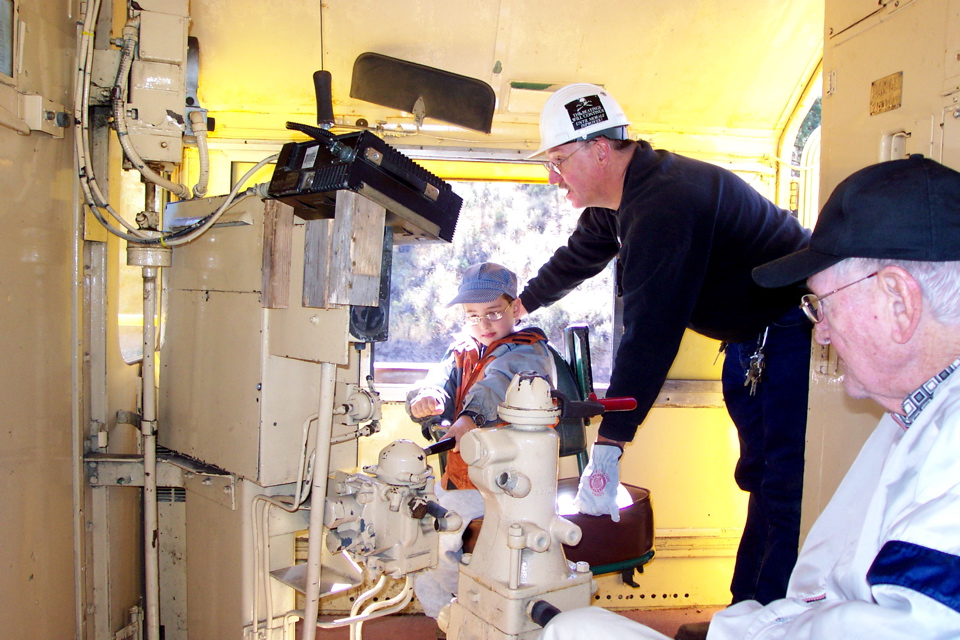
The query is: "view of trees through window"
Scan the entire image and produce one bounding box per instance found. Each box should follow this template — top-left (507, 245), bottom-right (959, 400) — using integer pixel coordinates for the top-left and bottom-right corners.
top-left (377, 181), bottom-right (616, 383)
top-left (792, 96), bottom-right (821, 168)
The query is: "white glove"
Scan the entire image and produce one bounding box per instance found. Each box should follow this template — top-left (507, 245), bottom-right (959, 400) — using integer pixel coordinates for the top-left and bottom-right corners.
top-left (574, 443), bottom-right (623, 522)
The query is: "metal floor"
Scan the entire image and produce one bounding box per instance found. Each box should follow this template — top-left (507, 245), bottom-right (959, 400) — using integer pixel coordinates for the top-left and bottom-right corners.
top-left (315, 606), bottom-right (723, 639)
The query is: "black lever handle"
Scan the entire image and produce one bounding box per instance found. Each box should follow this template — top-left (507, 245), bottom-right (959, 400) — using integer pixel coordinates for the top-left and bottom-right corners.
top-left (313, 70), bottom-right (335, 127)
top-left (423, 438), bottom-right (456, 456)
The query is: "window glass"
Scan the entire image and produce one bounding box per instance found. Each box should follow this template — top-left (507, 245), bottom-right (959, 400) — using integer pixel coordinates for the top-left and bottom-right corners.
top-left (377, 181), bottom-right (615, 384)
top-left (0, 0), bottom-right (13, 80)
top-left (118, 170), bottom-right (150, 363)
top-left (792, 96), bottom-right (822, 228)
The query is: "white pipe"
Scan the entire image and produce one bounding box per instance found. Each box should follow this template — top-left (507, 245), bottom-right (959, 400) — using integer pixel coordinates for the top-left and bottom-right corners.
top-left (141, 265), bottom-right (161, 640)
top-left (312, 576), bottom-right (413, 631)
top-left (508, 524), bottom-right (524, 590)
top-left (160, 156), bottom-right (276, 247)
top-left (252, 497), bottom-right (267, 637)
top-left (250, 495), bottom-right (304, 638)
top-left (349, 575), bottom-right (387, 620)
top-left (300, 362), bottom-right (338, 640)
top-left (353, 577), bottom-right (414, 640)
top-left (71, 73), bottom-right (88, 637)
top-left (262, 499), bottom-right (274, 638)
top-left (74, 3), bottom-right (150, 241)
top-left (189, 111), bottom-right (210, 198)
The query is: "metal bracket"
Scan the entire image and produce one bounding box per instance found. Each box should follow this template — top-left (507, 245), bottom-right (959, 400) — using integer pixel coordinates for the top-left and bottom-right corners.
top-left (116, 410), bottom-right (142, 428)
top-left (84, 450), bottom-right (237, 510)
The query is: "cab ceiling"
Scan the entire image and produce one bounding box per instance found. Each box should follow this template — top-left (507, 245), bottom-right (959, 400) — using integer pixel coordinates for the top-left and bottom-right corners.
top-left (189, 0), bottom-right (823, 156)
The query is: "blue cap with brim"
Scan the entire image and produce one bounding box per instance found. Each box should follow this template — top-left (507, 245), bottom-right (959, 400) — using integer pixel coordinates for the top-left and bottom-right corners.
top-left (446, 262), bottom-right (518, 307)
top-left (753, 155), bottom-right (960, 288)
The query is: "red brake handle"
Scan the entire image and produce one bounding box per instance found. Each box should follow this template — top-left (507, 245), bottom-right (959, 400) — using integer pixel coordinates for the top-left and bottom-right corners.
top-left (588, 393), bottom-right (638, 412)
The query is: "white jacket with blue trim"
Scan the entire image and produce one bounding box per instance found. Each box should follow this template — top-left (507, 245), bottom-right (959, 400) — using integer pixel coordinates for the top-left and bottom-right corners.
top-left (710, 370), bottom-right (960, 639)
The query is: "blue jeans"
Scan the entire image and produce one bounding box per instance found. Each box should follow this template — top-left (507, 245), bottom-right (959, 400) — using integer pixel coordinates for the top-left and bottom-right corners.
top-left (721, 306), bottom-right (811, 605)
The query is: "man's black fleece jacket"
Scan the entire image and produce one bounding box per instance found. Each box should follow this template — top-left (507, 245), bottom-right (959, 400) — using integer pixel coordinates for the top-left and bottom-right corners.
top-left (520, 140), bottom-right (811, 442)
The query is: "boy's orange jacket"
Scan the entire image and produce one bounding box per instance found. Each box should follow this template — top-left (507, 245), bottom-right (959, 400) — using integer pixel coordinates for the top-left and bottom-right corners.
top-left (444, 329), bottom-right (548, 490)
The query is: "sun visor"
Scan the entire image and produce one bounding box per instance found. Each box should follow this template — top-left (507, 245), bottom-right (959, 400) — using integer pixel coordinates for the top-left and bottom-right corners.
top-left (350, 52), bottom-right (495, 134)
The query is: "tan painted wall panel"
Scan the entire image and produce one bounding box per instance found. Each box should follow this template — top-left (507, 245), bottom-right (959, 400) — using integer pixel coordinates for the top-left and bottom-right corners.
top-left (0, 1), bottom-right (82, 636)
top-left (808, 0), bottom-right (959, 539)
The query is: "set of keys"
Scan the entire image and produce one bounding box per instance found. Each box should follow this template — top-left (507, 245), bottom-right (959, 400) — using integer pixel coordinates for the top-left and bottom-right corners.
top-left (744, 327), bottom-right (769, 396)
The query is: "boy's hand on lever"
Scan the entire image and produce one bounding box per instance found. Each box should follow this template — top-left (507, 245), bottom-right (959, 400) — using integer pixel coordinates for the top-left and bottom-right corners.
top-left (446, 414), bottom-right (479, 452)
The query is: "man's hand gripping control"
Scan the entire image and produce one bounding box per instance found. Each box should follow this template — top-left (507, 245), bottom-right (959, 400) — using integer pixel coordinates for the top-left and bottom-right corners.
top-left (574, 443), bottom-right (623, 522)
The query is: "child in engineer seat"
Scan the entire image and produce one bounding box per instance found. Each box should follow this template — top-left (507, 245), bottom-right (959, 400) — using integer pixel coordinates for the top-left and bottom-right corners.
top-left (405, 261), bottom-right (554, 620)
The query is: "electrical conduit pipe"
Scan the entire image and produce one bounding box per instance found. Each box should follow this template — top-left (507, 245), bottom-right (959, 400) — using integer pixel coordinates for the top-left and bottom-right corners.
top-left (300, 362), bottom-right (338, 640)
top-left (141, 265), bottom-right (161, 640)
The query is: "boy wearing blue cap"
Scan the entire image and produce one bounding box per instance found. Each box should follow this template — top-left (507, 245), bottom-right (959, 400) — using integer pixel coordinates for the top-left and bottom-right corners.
top-left (407, 261), bottom-right (554, 490)
top-left (406, 262), bottom-right (554, 620)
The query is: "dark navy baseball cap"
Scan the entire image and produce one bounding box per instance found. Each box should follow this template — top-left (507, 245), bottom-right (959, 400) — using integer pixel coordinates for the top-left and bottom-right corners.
top-left (754, 155), bottom-right (960, 288)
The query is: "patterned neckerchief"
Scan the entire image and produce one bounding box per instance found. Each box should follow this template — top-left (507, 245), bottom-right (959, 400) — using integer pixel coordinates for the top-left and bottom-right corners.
top-left (899, 358), bottom-right (960, 427)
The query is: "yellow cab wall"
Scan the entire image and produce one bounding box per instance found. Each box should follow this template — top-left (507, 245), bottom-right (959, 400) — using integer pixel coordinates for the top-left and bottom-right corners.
top-left (10, 0), bottom-right (958, 634)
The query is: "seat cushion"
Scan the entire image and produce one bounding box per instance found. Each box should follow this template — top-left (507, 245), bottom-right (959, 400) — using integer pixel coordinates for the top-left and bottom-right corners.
top-left (556, 477), bottom-right (654, 568)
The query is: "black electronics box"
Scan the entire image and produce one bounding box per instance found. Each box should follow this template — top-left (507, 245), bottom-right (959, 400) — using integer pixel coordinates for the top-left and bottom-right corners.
top-left (267, 130), bottom-right (461, 243)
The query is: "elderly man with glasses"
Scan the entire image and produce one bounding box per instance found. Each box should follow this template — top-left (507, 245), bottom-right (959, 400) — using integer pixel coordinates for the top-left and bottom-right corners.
top-left (520, 83), bottom-right (813, 613)
top-left (541, 155), bottom-right (960, 639)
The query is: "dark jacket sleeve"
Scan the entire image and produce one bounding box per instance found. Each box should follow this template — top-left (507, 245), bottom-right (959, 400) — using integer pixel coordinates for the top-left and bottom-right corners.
top-left (519, 208), bottom-right (620, 313)
top-left (596, 173), bottom-right (715, 441)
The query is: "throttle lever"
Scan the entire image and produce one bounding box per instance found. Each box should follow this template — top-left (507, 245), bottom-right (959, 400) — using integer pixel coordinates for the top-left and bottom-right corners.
top-left (589, 392), bottom-right (638, 412)
top-left (423, 437), bottom-right (456, 456)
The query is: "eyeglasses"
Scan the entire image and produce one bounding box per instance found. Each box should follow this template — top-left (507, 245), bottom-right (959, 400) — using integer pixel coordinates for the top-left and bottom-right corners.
top-left (800, 271), bottom-right (878, 323)
top-left (463, 307), bottom-right (509, 325)
top-left (542, 140), bottom-right (593, 176)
